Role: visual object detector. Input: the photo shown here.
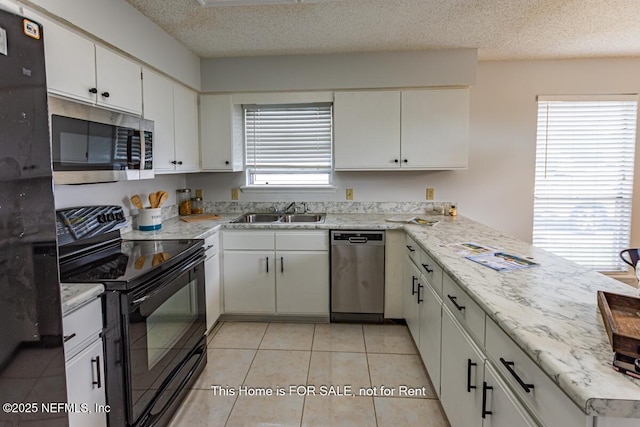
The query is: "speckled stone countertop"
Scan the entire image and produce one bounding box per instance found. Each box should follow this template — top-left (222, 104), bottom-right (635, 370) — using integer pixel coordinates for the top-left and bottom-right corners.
top-left (122, 212), bottom-right (640, 418)
top-left (60, 283), bottom-right (104, 315)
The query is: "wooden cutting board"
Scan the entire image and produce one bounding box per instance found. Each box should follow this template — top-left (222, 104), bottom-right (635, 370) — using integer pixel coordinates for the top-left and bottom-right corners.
top-left (180, 214), bottom-right (223, 222)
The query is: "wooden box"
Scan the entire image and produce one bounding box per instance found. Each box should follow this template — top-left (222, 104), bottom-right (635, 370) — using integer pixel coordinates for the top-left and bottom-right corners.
top-left (597, 291), bottom-right (640, 358)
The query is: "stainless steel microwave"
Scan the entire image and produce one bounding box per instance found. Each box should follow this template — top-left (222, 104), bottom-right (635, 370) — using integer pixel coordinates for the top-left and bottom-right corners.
top-left (49, 97), bottom-right (154, 184)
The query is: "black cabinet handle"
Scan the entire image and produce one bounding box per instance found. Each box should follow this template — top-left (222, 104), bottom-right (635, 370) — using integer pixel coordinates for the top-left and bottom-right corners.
top-left (411, 276), bottom-right (417, 295)
top-left (500, 357), bottom-right (534, 393)
top-left (225, 161), bottom-right (230, 165)
top-left (177, 161), bottom-right (183, 165)
top-left (89, 87), bottom-right (97, 94)
top-left (63, 333), bottom-right (76, 343)
top-left (280, 256), bottom-right (284, 273)
top-left (482, 382), bottom-right (493, 418)
top-left (403, 159), bottom-right (408, 163)
top-left (467, 359), bottom-right (477, 393)
top-left (394, 159), bottom-right (399, 163)
top-left (406, 245), bottom-right (415, 253)
top-left (171, 161), bottom-right (177, 165)
top-left (422, 263), bottom-right (433, 273)
top-left (101, 91), bottom-right (110, 98)
top-left (417, 283), bottom-right (423, 303)
top-left (91, 355), bottom-right (102, 389)
top-left (447, 294), bottom-right (466, 311)
top-left (266, 256), bottom-right (269, 273)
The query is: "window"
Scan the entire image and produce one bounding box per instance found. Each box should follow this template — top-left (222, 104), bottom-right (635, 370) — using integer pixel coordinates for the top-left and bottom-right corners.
top-left (244, 103), bottom-right (333, 187)
top-left (533, 95), bottom-right (638, 271)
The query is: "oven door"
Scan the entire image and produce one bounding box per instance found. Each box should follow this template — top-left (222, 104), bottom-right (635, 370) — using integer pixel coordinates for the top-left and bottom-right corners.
top-left (124, 254), bottom-right (206, 426)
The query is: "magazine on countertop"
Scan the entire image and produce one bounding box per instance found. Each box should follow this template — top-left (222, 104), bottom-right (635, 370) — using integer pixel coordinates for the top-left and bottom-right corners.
top-left (385, 216), bottom-right (439, 226)
top-left (447, 242), bottom-right (539, 272)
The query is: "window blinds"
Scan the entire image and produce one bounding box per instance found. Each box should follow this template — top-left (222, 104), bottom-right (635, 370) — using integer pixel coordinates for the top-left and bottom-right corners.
top-left (244, 103), bottom-right (332, 186)
top-left (532, 96), bottom-right (638, 271)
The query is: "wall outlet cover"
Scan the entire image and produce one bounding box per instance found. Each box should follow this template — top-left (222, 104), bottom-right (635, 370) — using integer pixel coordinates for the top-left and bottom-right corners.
top-left (231, 188), bottom-right (239, 200)
top-left (346, 188), bottom-right (354, 200)
top-left (426, 188), bottom-right (435, 200)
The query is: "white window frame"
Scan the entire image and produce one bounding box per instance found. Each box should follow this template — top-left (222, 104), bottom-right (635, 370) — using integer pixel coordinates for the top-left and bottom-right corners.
top-left (243, 102), bottom-right (334, 190)
top-left (532, 94), bottom-right (638, 272)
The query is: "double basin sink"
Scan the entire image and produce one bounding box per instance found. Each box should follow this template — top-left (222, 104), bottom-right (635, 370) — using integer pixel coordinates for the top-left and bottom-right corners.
top-left (231, 213), bottom-right (326, 224)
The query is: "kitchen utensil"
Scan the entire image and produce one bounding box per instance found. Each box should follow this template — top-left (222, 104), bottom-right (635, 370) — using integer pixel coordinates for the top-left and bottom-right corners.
top-left (131, 194), bottom-right (143, 210)
top-left (134, 255), bottom-right (146, 269)
top-left (152, 253), bottom-right (161, 267)
top-left (149, 192), bottom-right (159, 209)
top-left (157, 191), bottom-right (169, 208)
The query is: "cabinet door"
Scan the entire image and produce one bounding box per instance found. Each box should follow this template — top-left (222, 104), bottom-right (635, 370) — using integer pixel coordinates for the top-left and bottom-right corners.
top-left (482, 363), bottom-right (538, 427)
top-left (418, 281), bottom-right (442, 398)
top-left (276, 251), bottom-right (329, 315)
top-left (95, 46), bottom-right (142, 115)
top-left (200, 94), bottom-right (243, 171)
top-left (400, 89), bottom-right (469, 169)
top-left (205, 252), bottom-right (221, 331)
top-left (66, 339), bottom-right (106, 427)
top-left (142, 69), bottom-right (176, 172)
top-left (404, 257), bottom-right (421, 343)
top-left (223, 251), bottom-right (275, 313)
top-left (173, 84), bottom-right (200, 172)
top-left (42, 19), bottom-right (96, 104)
top-left (334, 91), bottom-right (401, 170)
top-left (441, 308), bottom-right (484, 427)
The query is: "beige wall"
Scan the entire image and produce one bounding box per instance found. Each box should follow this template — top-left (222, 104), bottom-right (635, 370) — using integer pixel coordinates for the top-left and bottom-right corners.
top-left (190, 57), bottom-right (640, 244)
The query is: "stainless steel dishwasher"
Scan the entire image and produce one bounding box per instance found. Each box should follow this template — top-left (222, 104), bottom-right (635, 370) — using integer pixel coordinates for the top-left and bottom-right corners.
top-left (330, 230), bottom-right (385, 323)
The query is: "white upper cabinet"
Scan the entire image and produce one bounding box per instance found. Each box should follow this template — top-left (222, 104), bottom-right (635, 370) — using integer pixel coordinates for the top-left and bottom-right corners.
top-left (142, 69), bottom-right (199, 173)
top-left (200, 94), bottom-right (244, 171)
top-left (334, 88), bottom-right (469, 170)
top-left (401, 89), bottom-right (469, 169)
top-left (334, 91), bottom-right (401, 169)
top-left (42, 19), bottom-right (142, 115)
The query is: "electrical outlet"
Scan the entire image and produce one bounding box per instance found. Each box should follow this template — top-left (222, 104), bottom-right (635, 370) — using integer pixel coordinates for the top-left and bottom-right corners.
top-left (426, 188), bottom-right (435, 200)
top-left (346, 188), bottom-right (354, 200)
top-left (231, 188), bottom-right (239, 200)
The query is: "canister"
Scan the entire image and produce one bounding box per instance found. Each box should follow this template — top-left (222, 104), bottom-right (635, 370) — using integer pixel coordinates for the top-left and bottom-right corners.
top-left (138, 208), bottom-right (162, 231)
top-left (177, 189), bottom-right (192, 216)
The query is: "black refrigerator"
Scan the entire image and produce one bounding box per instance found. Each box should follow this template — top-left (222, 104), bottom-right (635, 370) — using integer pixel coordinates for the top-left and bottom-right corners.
top-left (0, 8), bottom-right (68, 426)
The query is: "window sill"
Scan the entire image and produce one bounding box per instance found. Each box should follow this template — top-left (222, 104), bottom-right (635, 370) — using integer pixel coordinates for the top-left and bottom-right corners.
top-left (240, 185), bottom-right (337, 194)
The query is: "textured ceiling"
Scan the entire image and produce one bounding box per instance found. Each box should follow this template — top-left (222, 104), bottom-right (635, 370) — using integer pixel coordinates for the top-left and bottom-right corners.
top-left (124, 0), bottom-right (640, 60)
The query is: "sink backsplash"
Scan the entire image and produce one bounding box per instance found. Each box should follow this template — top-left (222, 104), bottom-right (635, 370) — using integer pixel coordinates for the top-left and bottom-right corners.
top-left (202, 201), bottom-right (456, 214)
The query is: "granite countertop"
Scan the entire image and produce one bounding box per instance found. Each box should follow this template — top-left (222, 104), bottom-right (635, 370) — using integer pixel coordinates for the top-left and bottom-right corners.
top-left (120, 212), bottom-right (640, 418)
top-left (60, 283), bottom-right (104, 315)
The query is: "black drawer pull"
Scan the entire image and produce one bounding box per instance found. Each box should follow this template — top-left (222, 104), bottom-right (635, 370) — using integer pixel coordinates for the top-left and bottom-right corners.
top-left (500, 357), bottom-right (534, 393)
top-left (467, 359), bottom-right (477, 392)
top-left (417, 283), bottom-right (423, 303)
top-left (482, 381), bottom-right (493, 418)
top-left (422, 263), bottom-right (433, 273)
top-left (91, 355), bottom-right (102, 389)
top-left (63, 333), bottom-right (76, 343)
top-left (447, 295), bottom-right (465, 311)
top-left (101, 91), bottom-right (110, 98)
top-left (280, 256), bottom-right (284, 273)
top-left (411, 276), bottom-right (417, 295)
top-left (88, 87), bottom-right (97, 94)
top-left (406, 245), bottom-right (415, 253)
top-left (266, 256), bottom-right (269, 273)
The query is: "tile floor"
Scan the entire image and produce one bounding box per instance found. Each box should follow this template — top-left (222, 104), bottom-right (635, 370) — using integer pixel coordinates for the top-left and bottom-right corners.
top-left (169, 322), bottom-right (450, 427)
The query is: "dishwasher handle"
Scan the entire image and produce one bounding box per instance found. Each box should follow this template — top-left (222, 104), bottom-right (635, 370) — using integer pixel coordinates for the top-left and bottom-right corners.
top-left (348, 236), bottom-right (369, 244)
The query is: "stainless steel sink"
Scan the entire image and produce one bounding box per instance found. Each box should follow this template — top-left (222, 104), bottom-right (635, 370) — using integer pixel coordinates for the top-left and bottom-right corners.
top-left (280, 214), bottom-right (326, 223)
top-left (230, 212), bottom-right (326, 224)
top-left (230, 213), bottom-right (282, 223)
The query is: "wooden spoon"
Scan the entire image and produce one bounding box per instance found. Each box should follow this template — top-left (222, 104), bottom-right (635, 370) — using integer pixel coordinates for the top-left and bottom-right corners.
top-left (134, 255), bottom-right (146, 269)
top-left (149, 192), bottom-right (159, 209)
top-left (151, 253), bottom-right (161, 267)
top-left (131, 194), bottom-right (143, 210)
top-left (156, 191), bottom-right (168, 208)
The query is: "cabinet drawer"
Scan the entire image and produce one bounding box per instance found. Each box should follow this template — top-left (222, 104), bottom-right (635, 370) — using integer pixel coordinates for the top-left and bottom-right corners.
top-left (204, 232), bottom-right (219, 254)
top-left (63, 298), bottom-right (103, 360)
top-left (276, 231), bottom-right (328, 251)
top-left (485, 318), bottom-right (585, 427)
top-left (419, 250), bottom-right (443, 295)
top-left (223, 231), bottom-right (274, 250)
top-left (442, 274), bottom-right (485, 345)
top-left (405, 234), bottom-right (420, 264)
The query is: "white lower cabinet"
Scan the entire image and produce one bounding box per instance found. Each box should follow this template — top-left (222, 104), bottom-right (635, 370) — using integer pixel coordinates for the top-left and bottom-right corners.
top-left (440, 307), bottom-right (485, 427)
top-left (222, 230), bottom-right (329, 316)
top-left (63, 298), bottom-right (106, 427)
top-left (418, 276), bottom-right (442, 398)
top-left (404, 255), bottom-right (421, 342)
top-left (482, 363), bottom-right (538, 427)
top-left (204, 232), bottom-right (221, 331)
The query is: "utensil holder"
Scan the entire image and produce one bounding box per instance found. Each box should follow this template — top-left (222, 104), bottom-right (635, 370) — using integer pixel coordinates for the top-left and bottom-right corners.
top-left (138, 208), bottom-right (162, 231)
